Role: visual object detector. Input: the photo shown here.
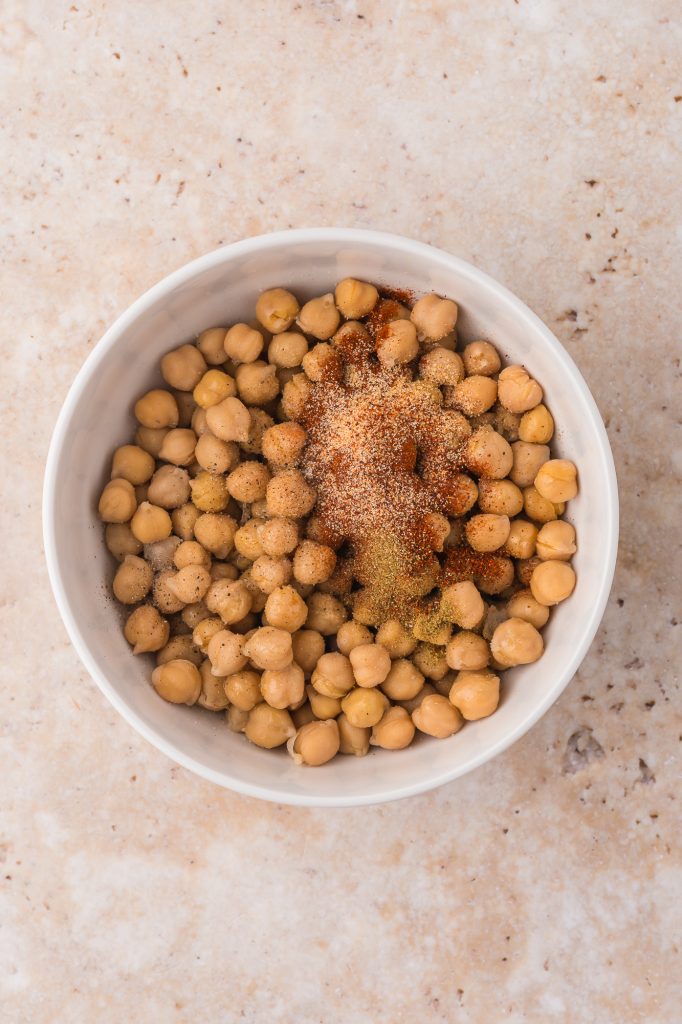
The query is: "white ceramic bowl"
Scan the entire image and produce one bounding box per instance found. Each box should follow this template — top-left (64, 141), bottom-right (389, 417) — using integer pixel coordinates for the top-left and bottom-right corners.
top-left (43, 228), bottom-right (618, 806)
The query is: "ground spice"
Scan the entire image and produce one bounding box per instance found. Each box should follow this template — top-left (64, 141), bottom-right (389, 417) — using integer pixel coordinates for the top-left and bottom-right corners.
top-left (299, 311), bottom-right (487, 625)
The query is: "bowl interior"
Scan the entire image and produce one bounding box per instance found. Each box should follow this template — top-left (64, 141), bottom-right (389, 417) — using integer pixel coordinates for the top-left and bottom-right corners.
top-left (44, 230), bottom-right (617, 805)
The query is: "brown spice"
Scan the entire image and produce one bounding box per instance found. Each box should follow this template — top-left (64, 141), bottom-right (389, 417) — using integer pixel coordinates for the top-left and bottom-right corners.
top-left (299, 326), bottom-right (471, 624)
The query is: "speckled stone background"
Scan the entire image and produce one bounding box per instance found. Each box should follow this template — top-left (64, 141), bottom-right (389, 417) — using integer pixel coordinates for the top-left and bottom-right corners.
top-left (1, 2), bottom-right (680, 1021)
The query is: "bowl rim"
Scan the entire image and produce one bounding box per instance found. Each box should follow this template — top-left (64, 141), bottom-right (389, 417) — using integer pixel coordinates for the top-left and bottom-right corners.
top-left (42, 227), bottom-right (619, 806)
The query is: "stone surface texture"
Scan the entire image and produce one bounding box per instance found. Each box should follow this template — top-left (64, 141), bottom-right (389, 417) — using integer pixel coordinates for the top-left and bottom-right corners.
top-left (1, 2), bottom-right (680, 1021)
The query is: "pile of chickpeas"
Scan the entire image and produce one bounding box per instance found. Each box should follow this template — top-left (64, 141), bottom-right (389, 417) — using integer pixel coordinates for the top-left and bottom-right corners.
top-left (99, 279), bottom-right (578, 767)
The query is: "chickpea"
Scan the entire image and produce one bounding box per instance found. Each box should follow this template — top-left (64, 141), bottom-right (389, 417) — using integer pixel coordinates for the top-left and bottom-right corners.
top-left (206, 579), bottom-right (253, 624)
top-left (156, 428), bottom-right (196, 467)
top-left (534, 460), bottom-right (578, 503)
top-left (193, 616), bottom-right (224, 652)
top-left (206, 396), bottom-right (251, 443)
top-left (129, 502), bottom-right (172, 544)
top-left (266, 469), bottom-right (316, 518)
top-left (523, 486), bottom-right (561, 524)
top-left (376, 319), bottom-right (419, 367)
top-left (536, 520), bottom-right (576, 561)
top-left (506, 589), bottom-right (550, 629)
top-left (261, 662), bottom-right (305, 709)
top-left (337, 713), bottom-right (370, 756)
top-left (301, 342), bottom-right (338, 382)
top-left (242, 626), bottom-right (293, 671)
top-left (341, 687), bottom-right (388, 728)
top-left (371, 706), bottom-right (415, 750)
top-left (294, 293), bottom-right (339, 341)
top-left (233, 519), bottom-right (264, 561)
top-left (224, 669), bottom-right (263, 711)
top-left (497, 365), bottom-right (543, 413)
top-left (412, 693), bottom-right (463, 738)
top-left (110, 445), bottom-right (155, 486)
top-left (193, 512), bottom-right (237, 558)
top-left (124, 604), bottom-right (169, 654)
top-left (375, 619), bottom-right (416, 658)
top-left (268, 330), bottom-right (308, 368)
top-left (333, 320), bottom-right (371, 347)
top-left (226, 705), bottom-right (249, 733)
top-left (291, 540), bottom-right (336, 586)
top-left (410, 293), bottom-right (458, 342)
top-left (262, 422), bottom-right (307, 467)
top-left (156, 634), bottom-right (203, 667)
top-left (441, 581), bottom-right (485, 630)
top-left (140, 539), bottom-right (177, 576)
top-left (105, 522), bottom-right (143, 561)
top-left (351, 589), bottom-right (382, 626)
top-left (226, 461), bottom-right (271, 503)
top-left (236, 361), bottom-right (279, 405)
top-left (98, 478), bottom-right (137, 523)
top-left (134, 389), bottom-right (179, 429)
top-left (146, 465), bottom-right (190, 510)
top-left (311, 652), bottom-right (355, 699)
top-left (465, 514), bottom-right (511, 553)
top-left (196, 327), bottom-right (228, 366)
top-left (530, 560), bottom-right (576, 606)
top-left (490, 617), bottom-right (543, 667)
top-left (477, 479), bottom-right (524, 517)
top-left (256, 288), bottom-right (299, 334)
top-left (250, 555), bottom-right (292, 594)
top-left (222, 323), bottom-right (264, 365)
top-left (348, 642), bottom-right (391, 688)
top-left (291, 629), bottom-right (325, 676)
top-left (257, 519), bottom-right (298, 559)
top-left (192, 369), bottom-right (236, 410)
top-left (419, 347), bottom-right (464, 386)
top-left (207, 629), bottom-right (248, 676)
top-left (280, 373), bottom-right (312, 420)
top-left (462, 340), bottom-right (501, 377)
top-left (193, 433), bottom-right (236, 476)
top-left (172, 541), bottom-right (209, 571)
top-left (333, 277), bottom-right (377, 319)
top-left (411, 642), bottom-right (449, 681)
top-left (288, 719), bottom-right (340, 766)
top-left (305, 684), bottom-right (342, 720)
top-left (245, 703), bottom-right (295, 748)
top-left (333, 620), bottom-right (370, 656)
top-left (449, 669), bottom-right (500, 720)
top-left (135, 425), bottom-right (169, 458)
top-left (160, 345), bottom-right (206, 392)
top-left (197, 658), bottom-right (229, 711)
top-left (151, 659), bottom-right (202, 705)
top-left (189, 471), bottom-right (230, 513)
top-left (305, 592), bottom-right (348, 635)
top-left (445, 631), bottom-right (490, 671)
top-left (165, 564), bottom-right (212, 604)
top-left (263, 586), bottom-right (308, 633)
top-left (464, 426), bottom-right (513, 479)
top-left (504, 519), bottom-right (537, 560)
top-left (452, 376), bottom-right (498, 416)
top-left (381, 658), bottom-right (424, 701)
top-left (519, 403), bottom-right (554, 443)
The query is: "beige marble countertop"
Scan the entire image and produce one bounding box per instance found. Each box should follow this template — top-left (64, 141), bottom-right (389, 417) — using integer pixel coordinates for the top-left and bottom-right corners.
top-left (1, 2), bottom-right (680, 1021)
